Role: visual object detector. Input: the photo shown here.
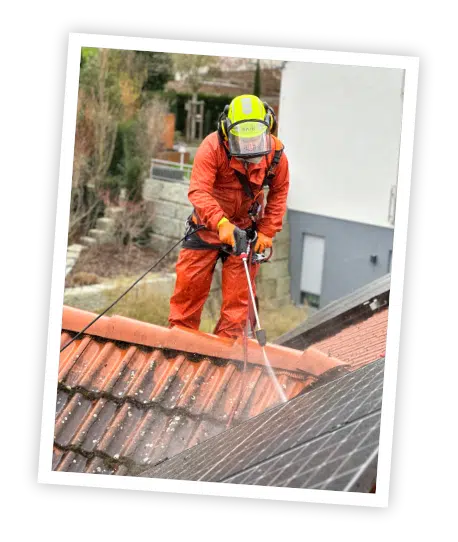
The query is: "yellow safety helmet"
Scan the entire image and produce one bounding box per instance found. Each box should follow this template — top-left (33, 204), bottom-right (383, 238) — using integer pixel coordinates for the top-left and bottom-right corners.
top-left (219, 95), bottom-right (275, 157)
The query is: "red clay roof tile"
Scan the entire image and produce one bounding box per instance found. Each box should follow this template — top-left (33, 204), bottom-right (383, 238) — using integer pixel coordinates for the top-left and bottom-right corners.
top-left (61, 307), bottom-right (347, 376)
top-left (53, 447), bottom-right (129, 475)
top-left (312, 308), bottom-right (388, 370)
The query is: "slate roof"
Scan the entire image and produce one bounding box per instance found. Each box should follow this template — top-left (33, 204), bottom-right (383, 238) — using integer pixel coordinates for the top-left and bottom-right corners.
top-left (140, 358), bottom-right (384, 492)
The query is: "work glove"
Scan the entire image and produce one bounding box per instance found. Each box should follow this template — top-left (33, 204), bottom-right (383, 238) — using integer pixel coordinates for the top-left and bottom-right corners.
top-left (254, 231), bottom-right (273, 253)
top-left (217, 217), bottom-right (236, 247)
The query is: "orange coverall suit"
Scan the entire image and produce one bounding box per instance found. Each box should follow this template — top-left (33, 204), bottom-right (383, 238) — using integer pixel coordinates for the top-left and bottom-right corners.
top-left (168, 131), bottom-right (289, 338)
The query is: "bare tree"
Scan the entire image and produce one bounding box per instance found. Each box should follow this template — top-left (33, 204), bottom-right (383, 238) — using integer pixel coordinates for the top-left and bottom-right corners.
top-left (112, 200), bottom-right (153, 253)
top-left (136, 97), bottom-right (169, 166)
top-left (72, 90), bottom-right (91, 189)
top-left (69, 49), bottom-right (171, 243)
top-left (89, 49), bottom-right (120, 190)
top-left (69, 49), bottom-right (122, 241)
top-left (70, 49), bottom-right (151, 239)
top-left (69, 87), bottom-right (100, 240)
top-left (218, 56), bottom-right (256, 71)
top-left (118, 50), bottom-right (150, 121)
top-left (171, 53), bottom-right (220, 96)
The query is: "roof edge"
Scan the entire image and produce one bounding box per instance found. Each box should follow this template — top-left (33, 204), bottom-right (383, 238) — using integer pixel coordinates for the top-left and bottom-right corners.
top-left (61, 305), bottom-right (347, 377)
top-left (275, 274), bottom-right (391, 349)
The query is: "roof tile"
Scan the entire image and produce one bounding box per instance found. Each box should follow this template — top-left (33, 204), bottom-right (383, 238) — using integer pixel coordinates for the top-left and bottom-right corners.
top-left (55, 450), bottom-right (89, 473)
top-left (55, 389), bottom-right (70, 416)
top-left (297, 346), bottom-right (347, 376)
top-left (123, 410), bottom-right (175, 466)
top-left (55, 392), bottom-right (93, 448)
top-left (97, 403), bottom-right (146, 461)
top-left (57, 396), bottom-right (115, 453)
top-left (184, 363), bottom-right (236, 417)
top-left (312, 308), bottom-right (388, 370)
top-left (79, 400), bottom-right (118, 454)
top-left (53, 448), bottom-right (129, 476)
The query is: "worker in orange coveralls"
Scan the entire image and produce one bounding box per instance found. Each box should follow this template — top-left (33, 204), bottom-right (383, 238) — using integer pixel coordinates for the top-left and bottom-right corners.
top-left (168, 94), bottom-right (290, 338)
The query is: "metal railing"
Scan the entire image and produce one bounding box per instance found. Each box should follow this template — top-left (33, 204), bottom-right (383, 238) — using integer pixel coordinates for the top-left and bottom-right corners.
top-left (150, 158), bottom-right (193, 183)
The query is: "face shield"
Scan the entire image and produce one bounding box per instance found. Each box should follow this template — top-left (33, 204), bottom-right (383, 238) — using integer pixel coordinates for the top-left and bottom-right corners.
top-left (227, 119), bottom-right (271, 158)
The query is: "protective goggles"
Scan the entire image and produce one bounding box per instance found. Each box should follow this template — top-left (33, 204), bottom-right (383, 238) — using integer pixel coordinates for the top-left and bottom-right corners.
top-left (227, 119), bottom-right (271, 157)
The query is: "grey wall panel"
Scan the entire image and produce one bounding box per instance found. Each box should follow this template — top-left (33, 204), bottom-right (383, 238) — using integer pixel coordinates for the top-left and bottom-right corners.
top-left (288, 210), bottom-right (394, 307)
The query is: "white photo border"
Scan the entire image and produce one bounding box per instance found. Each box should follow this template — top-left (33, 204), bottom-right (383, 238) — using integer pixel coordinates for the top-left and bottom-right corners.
top-left (38, 32), bottom-right (419, 507)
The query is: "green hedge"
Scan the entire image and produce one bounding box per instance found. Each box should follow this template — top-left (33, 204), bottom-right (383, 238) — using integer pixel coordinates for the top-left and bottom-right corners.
top-left (106, 119), bottom-right (144, 202)
top-left (163, 91), bottom-right (234, 138)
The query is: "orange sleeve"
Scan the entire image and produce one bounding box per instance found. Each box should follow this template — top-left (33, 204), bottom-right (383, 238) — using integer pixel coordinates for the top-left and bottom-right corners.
top-left (256, 151), bottom-right (290, 238)
top-left (187, 137), bottom-right (226, 232)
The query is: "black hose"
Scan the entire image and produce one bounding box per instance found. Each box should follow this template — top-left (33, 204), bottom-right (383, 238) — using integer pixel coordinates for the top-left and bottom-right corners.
top-left (60, 225), bottom-right (205, 353)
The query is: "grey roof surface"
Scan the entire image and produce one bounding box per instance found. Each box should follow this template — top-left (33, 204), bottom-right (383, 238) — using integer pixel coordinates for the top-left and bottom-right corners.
top-left (139, 358), bottom-right (384, 492)
top-left (275, 274), bottom-right (391, 351)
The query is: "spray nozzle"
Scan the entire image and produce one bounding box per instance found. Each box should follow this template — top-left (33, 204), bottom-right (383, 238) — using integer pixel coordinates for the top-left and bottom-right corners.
top-left (255, 329), bottom-right (267, 347)
top-left (233, 227), bottom-right (248, 256)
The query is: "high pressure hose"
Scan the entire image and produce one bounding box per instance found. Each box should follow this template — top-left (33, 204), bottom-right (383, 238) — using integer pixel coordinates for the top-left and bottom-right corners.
top-left (60, 225), bottom-right (205, 353)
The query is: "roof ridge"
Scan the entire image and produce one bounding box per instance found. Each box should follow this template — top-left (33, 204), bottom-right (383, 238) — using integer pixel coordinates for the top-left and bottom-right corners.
top-left (275, 274), bottom-right (391, 349)
top-left (62, 305), bottom-right (348, 376)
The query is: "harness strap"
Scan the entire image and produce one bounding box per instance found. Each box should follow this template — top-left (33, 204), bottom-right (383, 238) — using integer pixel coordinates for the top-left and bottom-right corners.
top-left (182, 213), bottom-right (222, 250)
top-left (233, 169), bottom-right (255, 199)
top-left (263, 149), bottom-right (283, 188)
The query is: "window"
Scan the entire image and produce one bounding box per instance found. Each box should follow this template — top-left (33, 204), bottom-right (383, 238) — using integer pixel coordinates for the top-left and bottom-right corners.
top-left (300, 234), bottom-right (325, 308)
top-left (301, 292), bottom-right (320, 308)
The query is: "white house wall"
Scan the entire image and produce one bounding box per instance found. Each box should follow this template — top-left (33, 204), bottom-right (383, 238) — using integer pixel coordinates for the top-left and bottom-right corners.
top-left (278, 62), bottom-right (404, 228)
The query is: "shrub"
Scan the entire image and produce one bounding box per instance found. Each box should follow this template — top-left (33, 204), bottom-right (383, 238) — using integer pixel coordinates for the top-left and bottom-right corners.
top-left (67, 271), bottom-right (101, 287)
top-left (107, 97), bottom-right (168, 204)
top-left (68, 184), bottom-right (105, 244)
top-left (112, 201), bottom-right (153, 247)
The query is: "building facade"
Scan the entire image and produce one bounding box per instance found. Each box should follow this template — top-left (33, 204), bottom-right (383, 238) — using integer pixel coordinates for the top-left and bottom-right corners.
top-left (278, 61), bottom-right (404, 307)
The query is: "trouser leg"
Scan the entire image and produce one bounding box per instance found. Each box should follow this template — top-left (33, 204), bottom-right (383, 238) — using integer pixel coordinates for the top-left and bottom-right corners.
top-left (168, 248), bottom-right (219, 331)
top-left (213, 255), bottom-right (259, 338)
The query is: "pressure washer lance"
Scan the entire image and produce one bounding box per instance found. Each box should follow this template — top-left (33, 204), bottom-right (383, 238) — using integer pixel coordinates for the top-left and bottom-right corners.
top-left (232, 228), bottom-right (287, 404)
top-left (233, 228), bottom-right (266, 346)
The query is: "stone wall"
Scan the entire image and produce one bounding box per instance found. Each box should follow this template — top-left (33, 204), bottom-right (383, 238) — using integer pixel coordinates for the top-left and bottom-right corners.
top-left (143, 177), bottom-right (292, 309)
top-left (257, 217), bottom-right (292, 308)
top-left (143, 177), bottom-right (193, 253)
